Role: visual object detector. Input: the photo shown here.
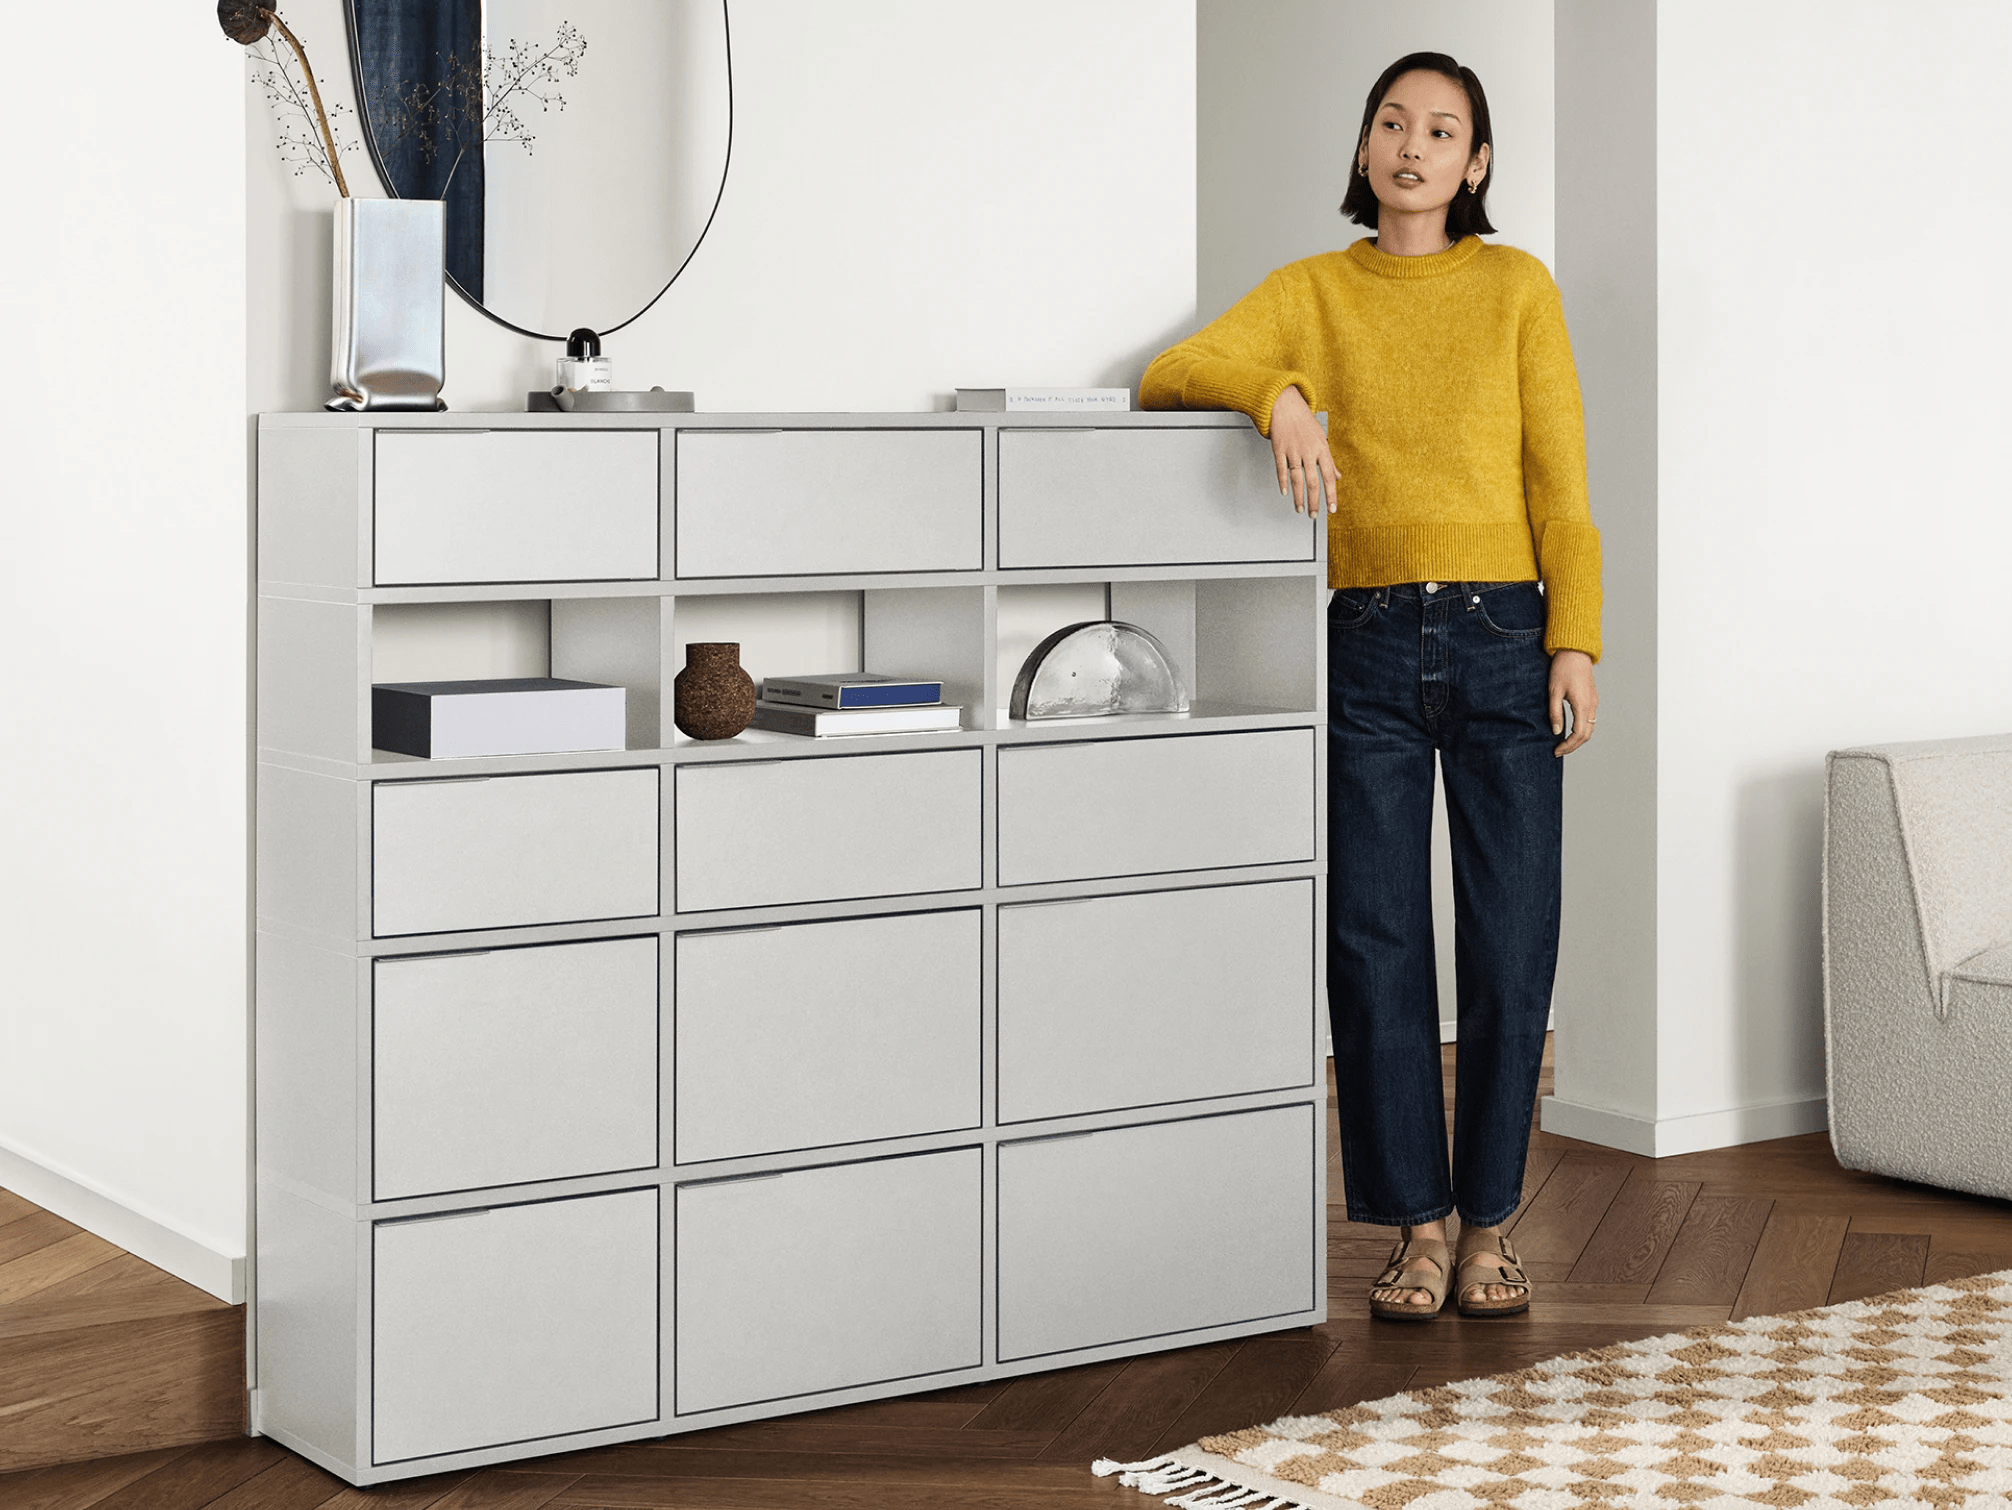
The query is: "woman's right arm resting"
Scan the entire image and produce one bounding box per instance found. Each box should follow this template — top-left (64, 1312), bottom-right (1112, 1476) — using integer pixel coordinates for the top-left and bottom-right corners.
top-left (1140, 270), bottom-right (1335, 513)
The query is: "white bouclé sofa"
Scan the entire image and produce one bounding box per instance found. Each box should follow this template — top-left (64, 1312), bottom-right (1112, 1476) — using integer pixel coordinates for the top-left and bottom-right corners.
top-left (1824, 733), bottom-right (2012, 1199)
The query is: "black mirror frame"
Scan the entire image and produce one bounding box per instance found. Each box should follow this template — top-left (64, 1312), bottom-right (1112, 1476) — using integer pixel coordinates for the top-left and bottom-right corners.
top-left (340, 0), bottom-right (738, 344)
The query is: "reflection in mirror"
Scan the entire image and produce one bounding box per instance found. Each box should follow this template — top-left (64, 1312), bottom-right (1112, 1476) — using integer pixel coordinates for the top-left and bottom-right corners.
top-left (347, 0), bottom-right (732, 340)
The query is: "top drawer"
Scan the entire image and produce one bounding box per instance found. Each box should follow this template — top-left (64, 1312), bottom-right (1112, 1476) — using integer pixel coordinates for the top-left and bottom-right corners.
top-left (998, 427), bottom-right (1315, 568)
top-left (374, 431), bottom-right (659, 585)
top-left (675, 429), bottom-right (982, 577)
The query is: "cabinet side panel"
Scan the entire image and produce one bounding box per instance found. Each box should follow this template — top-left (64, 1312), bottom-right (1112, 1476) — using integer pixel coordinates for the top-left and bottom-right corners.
top-left (257, 1183), bottom-right (362, 1475)
top-left (256, 933), bottom-right (361, 1205)
top-left (258, 763), bottom-right (362, 943)
top-left (259, 597), bottom-right (368, 763)
top-left (260, 426), bottom-right (367, 589)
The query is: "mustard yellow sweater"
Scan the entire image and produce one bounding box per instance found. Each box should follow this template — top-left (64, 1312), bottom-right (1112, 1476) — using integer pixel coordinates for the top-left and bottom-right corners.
top-left (1142, 236), bottom-right (1601, 660)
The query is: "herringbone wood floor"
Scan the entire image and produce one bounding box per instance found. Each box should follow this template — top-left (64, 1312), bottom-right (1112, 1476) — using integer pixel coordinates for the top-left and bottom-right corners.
top-left (6, 1041), bottom-right (2011, 1509)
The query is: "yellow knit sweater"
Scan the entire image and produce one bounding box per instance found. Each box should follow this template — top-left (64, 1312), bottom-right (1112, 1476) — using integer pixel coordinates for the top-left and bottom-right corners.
top-left (1141, 235), bottom-right (1602, 660)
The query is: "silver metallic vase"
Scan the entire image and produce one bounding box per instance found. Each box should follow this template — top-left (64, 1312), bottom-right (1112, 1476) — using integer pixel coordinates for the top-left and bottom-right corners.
top-left (328, 198), bottom-right (446, 411)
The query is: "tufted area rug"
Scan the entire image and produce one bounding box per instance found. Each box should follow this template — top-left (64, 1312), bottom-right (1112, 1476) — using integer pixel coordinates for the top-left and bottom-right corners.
top-left (1094, 1271), bottom-right (2012, 1509)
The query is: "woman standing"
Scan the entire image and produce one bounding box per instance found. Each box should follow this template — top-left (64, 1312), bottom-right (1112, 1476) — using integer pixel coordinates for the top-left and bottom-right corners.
top-left (1142, 52), bottom-right (1599, 1319)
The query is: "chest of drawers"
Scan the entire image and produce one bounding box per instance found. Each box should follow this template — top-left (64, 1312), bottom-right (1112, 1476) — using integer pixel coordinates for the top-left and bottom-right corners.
top-left (253, 410), bottom-right (1328, 1484)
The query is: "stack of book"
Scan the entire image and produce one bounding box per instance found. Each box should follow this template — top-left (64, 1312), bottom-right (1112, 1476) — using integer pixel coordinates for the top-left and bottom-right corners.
top-left (751, 674), bottom-right (963, 737)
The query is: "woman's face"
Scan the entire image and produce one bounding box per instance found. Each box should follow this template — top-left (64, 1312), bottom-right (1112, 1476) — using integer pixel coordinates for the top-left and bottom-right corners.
top-left (1357, 69), bottom-right (1490, 216)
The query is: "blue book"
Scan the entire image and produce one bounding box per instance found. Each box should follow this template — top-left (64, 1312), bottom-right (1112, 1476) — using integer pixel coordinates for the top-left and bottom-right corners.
top-left (761, 674), bottom-right (944, 710)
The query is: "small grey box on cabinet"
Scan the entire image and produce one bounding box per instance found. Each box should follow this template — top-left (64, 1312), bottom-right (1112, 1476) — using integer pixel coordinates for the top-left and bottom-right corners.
top-left (371, 678), bottom-right (626, 759)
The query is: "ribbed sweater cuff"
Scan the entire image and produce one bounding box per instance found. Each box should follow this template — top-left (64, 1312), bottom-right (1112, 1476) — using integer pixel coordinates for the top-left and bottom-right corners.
top-left (1538, 520), bottom-right (1603, 662)
top-left (1180, 359), bottom-right (1316, 436)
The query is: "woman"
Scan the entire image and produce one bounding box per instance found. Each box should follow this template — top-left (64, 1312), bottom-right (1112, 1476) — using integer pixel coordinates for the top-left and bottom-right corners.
top-left (1142, 52), bottom-right (1599, 1320)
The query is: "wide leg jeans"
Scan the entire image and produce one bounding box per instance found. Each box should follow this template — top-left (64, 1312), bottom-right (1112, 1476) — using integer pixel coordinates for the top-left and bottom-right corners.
top-left (1327, 579), bottom-right (1563, 1229)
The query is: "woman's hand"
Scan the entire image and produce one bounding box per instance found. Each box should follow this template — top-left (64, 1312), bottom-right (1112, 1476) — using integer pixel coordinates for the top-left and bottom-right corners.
top-left (1269, 384), bottom-right (1338, 516)
top-left (1549, 649), bottom-right (1598, 756)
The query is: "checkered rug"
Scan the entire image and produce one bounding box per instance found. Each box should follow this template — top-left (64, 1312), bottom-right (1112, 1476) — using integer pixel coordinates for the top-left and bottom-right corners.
top-left (1094, 1271), bottom-right (2012, 1508)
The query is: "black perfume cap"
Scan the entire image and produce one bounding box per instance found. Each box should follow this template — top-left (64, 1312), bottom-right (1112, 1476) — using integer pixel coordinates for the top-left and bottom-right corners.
top-left (566, 328), bottom-right (601, 358)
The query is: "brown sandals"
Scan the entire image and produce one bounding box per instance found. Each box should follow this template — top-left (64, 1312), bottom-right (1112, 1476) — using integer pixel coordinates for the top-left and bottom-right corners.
top-left (1455, 1230), bottom-right (1531, 1317)
top-left (1368, 1232), bottom-right (1451, 1321)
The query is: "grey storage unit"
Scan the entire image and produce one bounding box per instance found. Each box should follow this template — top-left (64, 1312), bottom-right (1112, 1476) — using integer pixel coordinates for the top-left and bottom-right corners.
top-left (254, 409), bottom-right (1328, 1485)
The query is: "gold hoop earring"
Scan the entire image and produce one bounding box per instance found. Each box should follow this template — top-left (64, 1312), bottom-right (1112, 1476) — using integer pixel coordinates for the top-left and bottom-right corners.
top-left (1466, 179), bottom-right (1479, 194)
top-left (1357, 161), bottom-right (1368, 177)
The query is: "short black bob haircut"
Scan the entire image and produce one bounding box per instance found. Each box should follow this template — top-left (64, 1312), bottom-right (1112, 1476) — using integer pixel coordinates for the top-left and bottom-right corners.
top-left (1340, 52), bottom-right (1496, 239)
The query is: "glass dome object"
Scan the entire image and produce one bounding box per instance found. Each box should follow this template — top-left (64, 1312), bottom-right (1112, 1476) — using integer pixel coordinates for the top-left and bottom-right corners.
top-left (1010, 621), bottom-right (1190, 720)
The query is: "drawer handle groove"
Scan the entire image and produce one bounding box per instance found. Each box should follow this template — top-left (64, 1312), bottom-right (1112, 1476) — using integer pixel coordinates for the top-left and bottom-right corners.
top-left (380, 1207), bottom-right (492, 1226)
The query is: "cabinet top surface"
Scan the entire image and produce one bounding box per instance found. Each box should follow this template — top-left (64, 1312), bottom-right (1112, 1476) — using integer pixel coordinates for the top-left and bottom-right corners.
top-left (255, 410), bottom-right (1262, 433)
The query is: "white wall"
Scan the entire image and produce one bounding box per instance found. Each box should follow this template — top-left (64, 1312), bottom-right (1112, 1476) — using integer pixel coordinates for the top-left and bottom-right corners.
top-left (1197, 0), bottom-right (1556, 1040)
top-left (1549, 0), bottom-right (2012, 1154)
top-left (0, 12), bottom-right (248, 1297)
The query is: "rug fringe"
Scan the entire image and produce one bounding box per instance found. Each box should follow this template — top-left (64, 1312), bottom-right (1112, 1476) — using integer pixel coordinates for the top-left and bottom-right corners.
top-left (1091, 1456), bottom-right (1298, 1508)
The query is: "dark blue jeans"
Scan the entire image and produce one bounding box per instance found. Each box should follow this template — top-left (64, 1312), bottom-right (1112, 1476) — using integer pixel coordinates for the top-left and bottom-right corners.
top-left (1328, 580), bottom-right (1562, 1229)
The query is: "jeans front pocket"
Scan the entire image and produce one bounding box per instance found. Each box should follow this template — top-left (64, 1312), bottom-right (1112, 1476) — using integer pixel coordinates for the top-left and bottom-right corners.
top-left (1473, 582), bottom-right (1547, 640)
top-left (1329, 589), bottom-right (1376, 630)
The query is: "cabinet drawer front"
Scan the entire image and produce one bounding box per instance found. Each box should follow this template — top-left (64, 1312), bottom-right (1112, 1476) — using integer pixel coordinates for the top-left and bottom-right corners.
top-left (675, 429), bottom-right (982, 577)
top-left (998, 1107), bottom-right (1314, 1361)
top-left (374, 431), bottom-right (658, 585)
top-left (997, 730), bottom-right (1314, 885)
top-left (373, 1188), bottom-right (658, 1463)
top-left (676, 911), bottom-right (979, 1162)
top-left (675, 1148), bottom-right (981, 1413)
top-left (998, 881), bottom-right (1313, 1123)
top-left (373, 768), bottom-right (659, 936)
top-left (675, 750), bottom-right (980, 912)
top-left (374, 937), bottom-right (658, 1199)
top-left (998, 427), bottom-right (1315, 568)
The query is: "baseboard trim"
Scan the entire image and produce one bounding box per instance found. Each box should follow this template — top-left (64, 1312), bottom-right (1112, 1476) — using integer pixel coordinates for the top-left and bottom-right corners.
top-left (0, 1136), bottom-right (244, 1304)
top-left (1539, 1093), bottom-right (1830, 1158)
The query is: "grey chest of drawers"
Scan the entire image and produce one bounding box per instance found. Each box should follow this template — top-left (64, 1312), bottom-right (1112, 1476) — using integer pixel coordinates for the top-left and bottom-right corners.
top-left (252, 410), bottom-right (1329, 1485)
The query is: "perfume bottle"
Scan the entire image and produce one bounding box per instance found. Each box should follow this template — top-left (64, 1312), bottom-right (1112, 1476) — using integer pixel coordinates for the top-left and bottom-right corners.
top-left (556, 328), bottom-right (613, 392)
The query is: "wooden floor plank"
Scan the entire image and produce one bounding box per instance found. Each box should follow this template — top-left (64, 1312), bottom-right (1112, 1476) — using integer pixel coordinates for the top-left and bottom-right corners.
top-left (1925, 1242), bottom-right (2012, 1285)
top-left (1644, 1195), bottom-right (1773, 1307)
top-left (548, 1478), bottom-right (1116, 1509)
top-left (198, 1454), bottom-right (351, 1510)
top-left (1033, 1341), bottom-right (1239, 1464)
top-left (961, 1359), bottom-right (1127, 1433)
top-left (0, 1209), bottom-right (85, 1268)
top-left (1730, 1206), bottom-right (1850, 1321)
top-left (82, 1438), bottom-right (286, 1509)
top-left (0, 1187), bottom-right (40, 1224)
top-left (0, 1447), bottom-right (192, 1510)
top-left (310, 1469), bottom-right (477, 1510)
top-left (1504, 1155), bottom-right (1633, 1268)
top-left (1826, 1230), bottom-right (1929, 1305)
top-left (1147, 1336), bottom-right (1334, 1455)
top-left (1567, 1179), bottom-right (1699, 1285)
top-left (1286, 1354), bottom-right (1416, 1416)
top-left (0, 1231), bottom-right (125, 1307)
top-left (419, 1471), bottom-right (583, 1510)
top-left (0, 1309), bottom-right (245, 1474)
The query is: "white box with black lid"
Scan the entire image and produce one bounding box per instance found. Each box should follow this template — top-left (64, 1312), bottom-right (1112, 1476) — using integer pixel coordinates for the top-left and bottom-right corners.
top-left (371, 678), bottom-right (627, 759)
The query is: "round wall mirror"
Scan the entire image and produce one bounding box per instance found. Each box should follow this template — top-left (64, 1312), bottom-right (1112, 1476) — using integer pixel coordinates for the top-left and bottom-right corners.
top-left (345, 0), bottom-right (732, 340)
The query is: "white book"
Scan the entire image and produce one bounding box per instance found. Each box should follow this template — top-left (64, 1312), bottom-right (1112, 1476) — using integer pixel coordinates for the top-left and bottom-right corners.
top-left (955, 387), bottom-right (1131, 412)
top-left (750, 701), bottom-right (964, 738)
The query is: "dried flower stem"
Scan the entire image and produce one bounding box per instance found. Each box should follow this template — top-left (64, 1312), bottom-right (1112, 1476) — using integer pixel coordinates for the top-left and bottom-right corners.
top-left (262, 8), bottom-right (348, 197)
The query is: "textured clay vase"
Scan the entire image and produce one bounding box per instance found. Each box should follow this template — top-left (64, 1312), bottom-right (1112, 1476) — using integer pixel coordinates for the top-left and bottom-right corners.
top-left (674, 642), bottom-right (757, 740)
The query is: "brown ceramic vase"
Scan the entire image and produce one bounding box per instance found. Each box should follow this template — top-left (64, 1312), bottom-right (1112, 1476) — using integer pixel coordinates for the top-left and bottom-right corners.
top-left (674, 642), bottom-right (757, 740)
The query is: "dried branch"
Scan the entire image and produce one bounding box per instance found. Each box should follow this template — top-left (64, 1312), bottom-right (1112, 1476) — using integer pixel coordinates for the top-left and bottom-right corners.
top-left (219, 3), bottom-right (351, 197)
top-left (249, 36), bottom-right (359, 190)
top-left (373, 21), bottom-right (586, 197)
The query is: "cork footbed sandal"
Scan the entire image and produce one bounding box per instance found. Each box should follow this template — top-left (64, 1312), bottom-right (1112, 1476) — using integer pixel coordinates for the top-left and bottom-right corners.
top-left (1368, 1232), bottom-right (1451, 1321)
top-left (1455, 1230), bottom-right (1531, 1317)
